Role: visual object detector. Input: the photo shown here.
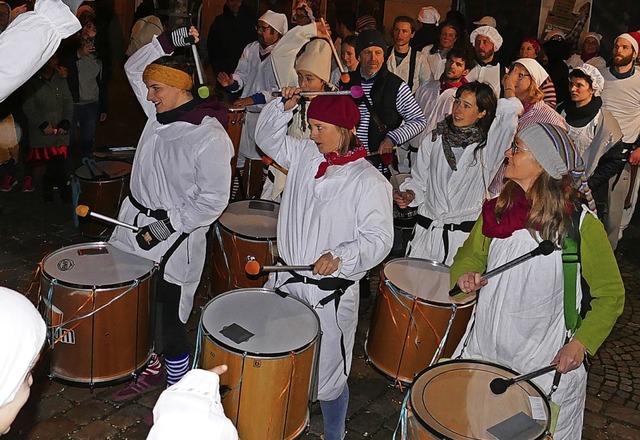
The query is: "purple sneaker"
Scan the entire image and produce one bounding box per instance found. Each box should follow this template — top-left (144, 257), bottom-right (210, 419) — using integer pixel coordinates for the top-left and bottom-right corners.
top-left (111, 371), bottom-right (166, 402)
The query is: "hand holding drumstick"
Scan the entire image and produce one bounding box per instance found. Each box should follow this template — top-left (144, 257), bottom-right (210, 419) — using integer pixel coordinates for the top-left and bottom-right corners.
top-left (393, 190), bottom-right (415, 209)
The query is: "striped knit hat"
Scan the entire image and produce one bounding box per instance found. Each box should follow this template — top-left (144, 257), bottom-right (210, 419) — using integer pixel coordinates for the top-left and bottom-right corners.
top-left (518, 123), bottom-right (596, 211)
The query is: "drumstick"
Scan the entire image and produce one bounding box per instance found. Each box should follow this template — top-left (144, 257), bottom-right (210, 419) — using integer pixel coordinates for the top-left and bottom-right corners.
top-left (366, 146), bottom-right (398, 157)
top-left (490, 364), bottom-right (558, 395)
top-left (75, 205), bottom-right (139, 232)
top-left (245, 258), bottom-right (313, 275)
top-left (320, 17), bottom-right (350, 84)
top-left (262, 156), bottom-right (289, 175)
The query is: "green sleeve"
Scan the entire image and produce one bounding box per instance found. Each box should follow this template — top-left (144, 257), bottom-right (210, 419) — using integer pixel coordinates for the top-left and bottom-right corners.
top-left (449, 215), bottom-right (491, 289)
top-left (573, 214), bottom-right (625, 355)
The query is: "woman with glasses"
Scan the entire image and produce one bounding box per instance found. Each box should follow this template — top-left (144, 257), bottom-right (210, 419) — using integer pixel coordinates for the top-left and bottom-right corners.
top-left (518, 37), bottom-right (557, 108)
top-left (558, 64), bottom-right (625, 248)
top-left (393, 78), bottom-right (522, 265)
top-left (451, 123), bottom-right (624, 440)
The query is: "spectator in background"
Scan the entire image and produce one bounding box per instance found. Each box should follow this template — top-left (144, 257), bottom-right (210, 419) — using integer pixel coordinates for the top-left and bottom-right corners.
top-left (386, 16), bottom-right (432, 94)
top-left (355, 14), bottom-right (376, 33)
top-left (411, 6), bottom-right (440, 52)
top-left (541, 32), bottom-right (572, 106)
top-left (207, 0), bottom-right (256, 77)
top-left (421, 21), bottom-right (463, 81)
top-left (473, 16), bottom-right (496, 28)
top-left (126, 5), bottom-right (162, 57)
top-left (566, 32), bottom-right (607, 71)
top-left (519, 37), bottom-right (557, 108)
top-left (333, 8), bottom-right (355, 58)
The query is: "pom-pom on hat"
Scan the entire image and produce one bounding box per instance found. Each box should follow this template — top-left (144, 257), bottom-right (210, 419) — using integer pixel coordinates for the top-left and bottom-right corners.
top-left (307, 95), bottom-right (360, 130)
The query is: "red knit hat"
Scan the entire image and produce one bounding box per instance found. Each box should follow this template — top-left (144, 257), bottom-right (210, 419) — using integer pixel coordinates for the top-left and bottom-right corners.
top-left (307, 95), bottom-right (360, 130)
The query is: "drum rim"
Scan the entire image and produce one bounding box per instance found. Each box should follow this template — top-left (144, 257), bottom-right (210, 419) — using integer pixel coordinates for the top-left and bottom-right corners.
top-left (200, 288), bottom-right (321, 358)
top-left (383, 257), bottom-right (476, 307)
top-left (74, 160), bottom-right (132, 182)
top-left (41, 242), bottom-right (155, 289)
top-left (409, 358), bottom-right (552, 439)
top-left (216, 200), bottom-right (280, 241)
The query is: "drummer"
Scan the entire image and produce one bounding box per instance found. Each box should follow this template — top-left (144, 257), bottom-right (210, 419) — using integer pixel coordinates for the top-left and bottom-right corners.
top-left (255, 92), bottom-right (393, 440)
top-left (109, 26), bottom-right (233, 402)
top-left (394, 77), bottom-right (521, 265)
top-left (261, 37), bottom-right (335, 201)
top-left (451, 123), bottom-right (624, 439)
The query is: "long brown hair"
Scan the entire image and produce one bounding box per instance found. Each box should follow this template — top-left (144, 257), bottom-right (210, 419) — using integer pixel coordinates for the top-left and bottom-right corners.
top-left (495, 174), bottom-right (577, 243)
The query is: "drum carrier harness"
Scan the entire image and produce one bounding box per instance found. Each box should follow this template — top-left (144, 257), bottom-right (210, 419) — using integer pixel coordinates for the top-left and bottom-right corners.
top-left (273, 257), bottom-right (355, 376)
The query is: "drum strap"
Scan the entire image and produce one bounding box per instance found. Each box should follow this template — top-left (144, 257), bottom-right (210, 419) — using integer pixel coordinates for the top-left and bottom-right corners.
top-left (275, 257), bottom-right (355, 376)
top-left (128, 194), bottom-right (169, 221)
top-left (415, 215), bottom-right (476, 263)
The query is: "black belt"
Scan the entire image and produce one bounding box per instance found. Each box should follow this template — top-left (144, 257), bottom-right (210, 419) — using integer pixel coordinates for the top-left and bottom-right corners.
top-left (275, 257), bottom-right (355, 376)
top-left (128, 194), bottom-right (168, 221)
top-left (414, 214), bottom-right (475, 263)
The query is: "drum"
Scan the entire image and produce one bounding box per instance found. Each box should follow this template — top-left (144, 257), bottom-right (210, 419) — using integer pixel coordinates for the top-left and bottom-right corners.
top-left (199, 289), bottom-right (320, 440)
top-left (211, 200), bottom-right (279, 296)
top-left (40, 243), bottom-right (154, 385)
top-left (406, 360), bottom-right (552, 439)
top-left (391, 173), bottom-right (418, 229)
top-left (74, 160), bottom-right (131, 238)
top-left (365, 258), bottom-right (476, 383)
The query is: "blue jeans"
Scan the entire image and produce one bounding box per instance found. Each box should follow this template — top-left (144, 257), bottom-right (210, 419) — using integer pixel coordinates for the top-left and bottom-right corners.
top-left (320, 384), bottom-right (349, 440)
top-left (71, 101), bottom-right (100, 159)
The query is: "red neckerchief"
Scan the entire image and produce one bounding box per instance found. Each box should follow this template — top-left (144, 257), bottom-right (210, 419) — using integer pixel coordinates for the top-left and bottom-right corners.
top-left (481, 186), bottom-right (531, 238)
top-left (439, 74), bottom-right (468, 94)
top-left (315, 142), bottom-right (367, 178)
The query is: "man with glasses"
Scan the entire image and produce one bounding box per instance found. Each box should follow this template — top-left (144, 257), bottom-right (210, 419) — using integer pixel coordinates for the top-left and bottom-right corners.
top-left (217, 10), bottom-right (287, 197)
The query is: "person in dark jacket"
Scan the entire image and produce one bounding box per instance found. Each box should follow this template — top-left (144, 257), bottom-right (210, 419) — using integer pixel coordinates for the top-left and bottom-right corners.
top-left (206, 0), bottom-right (257, 76)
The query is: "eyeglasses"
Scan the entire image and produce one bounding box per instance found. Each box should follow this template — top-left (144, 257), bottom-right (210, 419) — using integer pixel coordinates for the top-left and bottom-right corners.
top-left (256, 25), bottom-right (271, 32)
top-left (510, 141), bottom-right (529, 155)
top-left (515, 72), bottom-right (531, 80)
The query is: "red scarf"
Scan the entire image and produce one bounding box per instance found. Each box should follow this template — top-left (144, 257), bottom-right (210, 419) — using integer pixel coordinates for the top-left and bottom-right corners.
top-left (439, 74), bottom-right (468, 94)
top-left (481, 186), bottom-right (531, 238)
top-left (315, 143), bottom-right (367, 178)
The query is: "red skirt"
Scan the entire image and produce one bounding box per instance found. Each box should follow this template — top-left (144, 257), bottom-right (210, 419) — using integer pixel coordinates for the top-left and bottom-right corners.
top-left (26, 145), bottom-right (68, 162)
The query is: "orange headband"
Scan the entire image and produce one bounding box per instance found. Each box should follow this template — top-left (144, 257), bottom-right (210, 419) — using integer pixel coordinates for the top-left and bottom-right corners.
top-left (143, 63), bottom-right (193, 90)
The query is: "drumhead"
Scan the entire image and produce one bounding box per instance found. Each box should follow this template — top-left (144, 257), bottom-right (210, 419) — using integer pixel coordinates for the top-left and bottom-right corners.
top-left (410, 360), bottom-right (551, 440)
top-left (42, 243), bottom-right (154, 288)
top-left (202, 289), bottom-right (319, 356)
top-left (384, 258), bottom-right (474, 306)
top-left (218, 200), bottom-right (279, 240)
top-left (75, 161), bottom-right (132, 181)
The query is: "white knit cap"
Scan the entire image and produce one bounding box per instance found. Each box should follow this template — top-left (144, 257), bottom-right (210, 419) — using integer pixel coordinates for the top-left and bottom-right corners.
top-left (259, 10), bottom-right (288, 35)
top-left (470, 25), bottom-right (503, 51)
top-left (515, 57), bottom-right (549, 87)
top-left (149, 369), bottom-right (238, 440)
top-left (617, 33), bottom-right (639, 55)
top-left (0, 287), bottom-right (46, 407)
top-left (582, 32), bottom-right (602, 45)
top-left (417, 6), bottom-right (440, 24)
top-left (473, 16), bottom-right (497, 28)
top-left (295, 38), bottom-right (333, 84)
top-left (571, 63), bottom-right (605, 96)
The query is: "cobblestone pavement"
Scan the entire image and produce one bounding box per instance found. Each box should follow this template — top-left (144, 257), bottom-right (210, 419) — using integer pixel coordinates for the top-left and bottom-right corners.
top-left (0, 70), bottom-right (638, 439)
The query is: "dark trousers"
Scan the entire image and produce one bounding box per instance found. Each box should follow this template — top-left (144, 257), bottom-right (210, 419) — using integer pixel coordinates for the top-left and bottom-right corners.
top-left (156, 277), bottom-right (189, 359)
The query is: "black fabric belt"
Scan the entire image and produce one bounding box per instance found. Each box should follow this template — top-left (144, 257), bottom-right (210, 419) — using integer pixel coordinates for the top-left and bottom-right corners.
top-left (128, 194), bottom-right (168, 221)
top-left (414, 214), bottom-right (476, 263)
top-left (275, 257), bottom-right (355, 376)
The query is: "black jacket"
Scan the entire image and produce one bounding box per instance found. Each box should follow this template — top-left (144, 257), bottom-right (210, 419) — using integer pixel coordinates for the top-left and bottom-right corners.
top-left (207, 4), bottom-right (257, 74)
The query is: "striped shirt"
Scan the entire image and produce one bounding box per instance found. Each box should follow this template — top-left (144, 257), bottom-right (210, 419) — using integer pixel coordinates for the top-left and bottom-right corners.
top-left (356, 75), bottom-right (427, 151)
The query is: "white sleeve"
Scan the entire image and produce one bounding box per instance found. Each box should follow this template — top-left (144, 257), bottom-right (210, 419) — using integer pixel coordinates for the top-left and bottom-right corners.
top-left (124, 35), bottom-right (167, 117)
top-left (330, 177), bottom-right (394, 277)
top-left (484, 97), bottom-right (523, 177)
top-left (0, 0), bottom-right (80, 102)
top-left (232, 44), bottom-right (253, 90)
top-left (400, 134), bottom-right (436, 207)
top-left (254, 98), bottom-right (308, 169)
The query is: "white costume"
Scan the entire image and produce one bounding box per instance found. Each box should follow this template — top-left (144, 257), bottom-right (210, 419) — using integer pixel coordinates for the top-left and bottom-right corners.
top-left (412, 80), bottom-right (459, 151)
top-left (0, 0), bottom-right (80, 102)
top-left (420, 45), bottom-right (447, 80)
top-left (110, 36), bottom-right (233, 323)
top-left (401, 97), bottom-right (522, 265)
top-left (231, 40), bottom-right (278, 165)
top-left (255, 99), bottom-right (394, 400)
top-left (386, 47), bottom-right (432, 93)
top-left (466, 63), bottom-right (501, 97)
top-left (148, 369), bottom-right (238, 440)
top-left (566, 54), bottom-right (606, 72)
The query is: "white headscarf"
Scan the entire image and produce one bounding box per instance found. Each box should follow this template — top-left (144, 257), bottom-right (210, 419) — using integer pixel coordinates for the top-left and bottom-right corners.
top-left (259, 10), bottom-right (288, 35)
top-left (515, 57), bottom-right (549, 87)
top-left (0, 287), bottom-right (46, 407)
top-left (148, 369), bottom-right (238, 440)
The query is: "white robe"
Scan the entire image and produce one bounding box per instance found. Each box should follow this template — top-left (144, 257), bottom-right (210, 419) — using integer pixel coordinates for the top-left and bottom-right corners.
top-left (466, 63), bottom-right (501, 97)
top-left (0, 0), bottom-right (80, 102)
top-left (401, 97), bottom-right (522, 265)
top-left (410, 81), bottom-right (458, 151)
top-left (232, 41), bottom-right (277, 163)
top-left (453, 228), bottom-right (587, 440)
top-left (255, 99), bottom-right (394, 400)
top-left (109, 36), bottom-right (234, 323)
top-left (386, 47), bottom-right (433, 94)
top-left (420, 45), bottom-right (447, 81)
